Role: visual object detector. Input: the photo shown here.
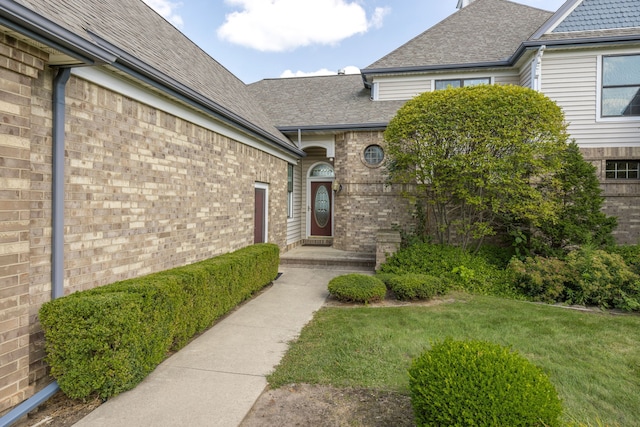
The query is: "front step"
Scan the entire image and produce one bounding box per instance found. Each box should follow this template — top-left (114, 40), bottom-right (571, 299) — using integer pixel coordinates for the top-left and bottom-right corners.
top-left (280, 246), bottom-right (375, 271)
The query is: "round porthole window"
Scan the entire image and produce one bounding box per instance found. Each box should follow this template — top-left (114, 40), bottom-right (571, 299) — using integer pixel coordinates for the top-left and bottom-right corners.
top-left (363, 144), bottom-right (384, 166)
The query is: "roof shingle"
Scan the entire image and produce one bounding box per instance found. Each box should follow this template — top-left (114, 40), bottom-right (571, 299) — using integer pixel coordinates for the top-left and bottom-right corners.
top-left (15, 0), bottom-right (296, 150)
top-left (553, 0), bottom-right (640, 33)
top-left (364, 0), bottom-right (553, 71)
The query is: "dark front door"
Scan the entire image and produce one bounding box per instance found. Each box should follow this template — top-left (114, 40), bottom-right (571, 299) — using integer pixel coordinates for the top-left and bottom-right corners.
top-left (254, 187), bottom-right (266, 243)
top-left (310, 182), bottom-right (332, 236)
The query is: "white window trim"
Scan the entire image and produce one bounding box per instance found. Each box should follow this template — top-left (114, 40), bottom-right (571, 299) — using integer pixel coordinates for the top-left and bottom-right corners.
top-left (430, 76), bottom-right (494, 91)
top-left (596, 53), bottom-right (640, 123)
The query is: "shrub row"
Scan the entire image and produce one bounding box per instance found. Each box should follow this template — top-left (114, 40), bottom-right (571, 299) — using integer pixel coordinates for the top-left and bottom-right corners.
top-left (409, 339), bottom-right (562, 427)
top-left (39, 243), bottom-right (279, 399)
top-left (509, 247), bottom-right (640, 311)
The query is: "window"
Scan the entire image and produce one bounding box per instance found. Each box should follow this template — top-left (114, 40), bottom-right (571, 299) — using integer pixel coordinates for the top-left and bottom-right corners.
top-left (287, 164), bottom-right (294, 218)
top-left (605, 160), bottom-right (640, 179)
top-left (602, 55), bottom-right (640, 117)
top-left (309, 164), bottom-right (335, 177)
top-left (435, 77), bottom-right (490, 90)
top-left (363, 145), bottom-right (384, 166)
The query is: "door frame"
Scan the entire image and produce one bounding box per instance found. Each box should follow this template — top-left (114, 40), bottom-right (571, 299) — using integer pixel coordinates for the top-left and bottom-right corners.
top-left (306, 162), bottom-right (335, 237)
top-left (254, 182), bottom-right (269, 243)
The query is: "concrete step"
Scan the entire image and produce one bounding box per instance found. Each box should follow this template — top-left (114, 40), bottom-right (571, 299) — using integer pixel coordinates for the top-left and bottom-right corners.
top-left (280, 246), bottom-right (375, 271)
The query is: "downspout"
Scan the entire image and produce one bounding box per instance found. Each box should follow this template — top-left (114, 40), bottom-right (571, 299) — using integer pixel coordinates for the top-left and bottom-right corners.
top-left (0, 67), bottom-right (70, 427)
top-left (52, 67), bottom-right (71, 299)
top-left (533, 45), bottom-right (545, 92)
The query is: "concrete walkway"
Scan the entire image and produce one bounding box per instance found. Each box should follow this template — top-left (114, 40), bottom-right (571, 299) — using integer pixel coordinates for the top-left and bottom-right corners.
top-left (73, 266), bottom-right (356, 426)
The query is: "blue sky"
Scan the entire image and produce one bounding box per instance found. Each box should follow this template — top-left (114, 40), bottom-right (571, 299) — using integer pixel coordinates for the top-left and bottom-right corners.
top-left (143, 0), bottom-right (568, 83)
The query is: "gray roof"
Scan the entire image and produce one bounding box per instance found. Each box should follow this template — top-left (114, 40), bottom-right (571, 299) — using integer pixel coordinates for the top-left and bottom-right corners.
top-left (11, 0), bottom-right (300, 155)
top-left (553, 0), bottom-right (640, 33)
top-left (248, 74), bottom-right (406, 130)
top-left (364, 0), bottom-right (553, 71)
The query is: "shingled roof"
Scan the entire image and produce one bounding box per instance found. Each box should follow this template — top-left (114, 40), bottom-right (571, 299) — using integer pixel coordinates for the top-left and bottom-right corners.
top-left (553, 0), bottom-right (640, 33)
top-left (11, 0), bottom-right (301, 155)
top-left (248, 74), bottom-right (406, 131)
top-left (532, 0), bottom-right (640, 41)
top-left (364, 0), bottom-right (553, 71)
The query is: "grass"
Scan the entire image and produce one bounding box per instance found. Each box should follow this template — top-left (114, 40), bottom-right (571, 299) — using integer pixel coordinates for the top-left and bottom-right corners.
top-left (268, 293), bottom-right (640, 426)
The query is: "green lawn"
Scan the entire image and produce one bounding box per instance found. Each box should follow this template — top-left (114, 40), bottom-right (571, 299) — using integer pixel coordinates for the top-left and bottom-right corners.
top-left (268, 294), bottom-right (640, 426)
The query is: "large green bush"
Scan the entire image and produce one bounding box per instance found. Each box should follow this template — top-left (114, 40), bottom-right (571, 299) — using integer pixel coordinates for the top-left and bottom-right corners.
top-left (408, 339), bottom-right (562, 427)
top-left (39, 243), bottom-right (279, 399)
top-left (508, 256), bottom-right (569, 303)
top-left (387, 274), bottom-right (447, 300)
top-left (327, 274), bottom-right (386, 303)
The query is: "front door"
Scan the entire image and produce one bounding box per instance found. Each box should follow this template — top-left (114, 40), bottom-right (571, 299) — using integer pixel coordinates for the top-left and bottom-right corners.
top-left (310, 182), bottom-right (332, 236)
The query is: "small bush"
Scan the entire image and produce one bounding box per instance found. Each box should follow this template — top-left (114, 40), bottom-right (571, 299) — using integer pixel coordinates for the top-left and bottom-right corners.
top-left (387, 274), bottom-right (446, 300)
top-left (328, 274), bottom-right (386, 303)
top-left (607, 244), bottom-right (640, 275)
top-left (565, 247), bottom-right (640, 310)
top-left (408, 339), bottom-right (562, 427)
top-left (508, 256), bottom-right (570, 303)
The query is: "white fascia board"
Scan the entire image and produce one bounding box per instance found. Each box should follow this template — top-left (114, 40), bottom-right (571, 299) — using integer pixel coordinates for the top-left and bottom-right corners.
top-left (71, 66), bottom-right (299, 164)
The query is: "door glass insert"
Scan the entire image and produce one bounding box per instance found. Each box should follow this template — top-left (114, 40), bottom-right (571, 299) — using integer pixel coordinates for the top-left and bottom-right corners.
top-left (314, 185), bottom-right (330, 228)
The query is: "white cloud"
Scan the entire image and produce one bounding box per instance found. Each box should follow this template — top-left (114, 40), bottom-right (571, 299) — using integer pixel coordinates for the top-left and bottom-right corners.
top-left (280, 65), bottom-right (361, 78)
top-left (218, 1), bottom-right (389, 52)
top-left (142, 0), bottom-right (184, 28)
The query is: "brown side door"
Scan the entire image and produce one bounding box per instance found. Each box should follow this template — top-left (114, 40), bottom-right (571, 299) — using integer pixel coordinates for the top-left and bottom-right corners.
top-left (310, 182), bottom-right (332, 236)
top-left (254, 187), bottom-right (265, 243)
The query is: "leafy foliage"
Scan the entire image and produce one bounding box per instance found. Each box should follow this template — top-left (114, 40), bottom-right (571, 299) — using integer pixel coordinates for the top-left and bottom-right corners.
top-left (509, 247), bottom-right (640, 311)
top-left (327, 274), bottom-right (387, 303)
top-left (39, 244), bottom-right (279, 399)
top-left (408, 339), bottom-right (562, 427)
top-left (384, 84), bottom-right (569, 250)
top-left (520, 142), bottom-right (617, 257)
top-left (379, 242), bottom-right (515, 297)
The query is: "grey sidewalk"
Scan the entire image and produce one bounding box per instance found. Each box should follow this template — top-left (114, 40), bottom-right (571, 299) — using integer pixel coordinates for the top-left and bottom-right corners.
top-left (73, 266), bottom-right (354, 427)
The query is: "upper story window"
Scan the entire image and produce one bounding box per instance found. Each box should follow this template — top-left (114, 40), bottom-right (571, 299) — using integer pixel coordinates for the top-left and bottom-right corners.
top-left (435, 77), bottom-right (490, 90)
top-left (602, 54), bottom-right (640, 117)
top-left (605, 160), bottom-right (639, 179)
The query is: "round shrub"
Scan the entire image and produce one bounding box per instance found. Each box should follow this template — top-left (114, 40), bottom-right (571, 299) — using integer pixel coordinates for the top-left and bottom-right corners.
top-left (327, 274), bottom-right (386, 303)
top-left (408, 339), bottom-right (562, 427)
top-left (388, 274), bottom-right (446, 300)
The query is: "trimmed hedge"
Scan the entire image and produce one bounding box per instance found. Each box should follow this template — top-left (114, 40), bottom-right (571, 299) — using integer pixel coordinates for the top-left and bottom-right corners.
top-left (387, 273), bottom-right (447, 300)
top-left (408, 339), bottom-right (562, 427)
top-left (39, 243), bottom-right (279, 399)
top-left (327, 274), bottom-right (387, 303)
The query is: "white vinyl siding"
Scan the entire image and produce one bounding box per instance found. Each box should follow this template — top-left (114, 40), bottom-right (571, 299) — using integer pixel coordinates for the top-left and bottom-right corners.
top-left (541, 48), bottom-right (640, 148)
top-left (286, 162), bottom-right (303, 245)
top-left (494, 74), bottom-right (520, 86)
top-left (520, 59), bottom-right (534, 88)
top-left (375, 76), bottom-right (431, 100)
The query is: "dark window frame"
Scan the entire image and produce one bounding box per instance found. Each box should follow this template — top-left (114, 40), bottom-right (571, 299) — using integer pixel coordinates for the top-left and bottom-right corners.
top-left (605, 160), bottom-right (640, 179)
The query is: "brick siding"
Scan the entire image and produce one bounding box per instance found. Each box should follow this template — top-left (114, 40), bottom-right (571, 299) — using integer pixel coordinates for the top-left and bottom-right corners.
top-left (333, 131), bottom-right (412, 253)
top-left (0, 36), bottom-right (288, 414)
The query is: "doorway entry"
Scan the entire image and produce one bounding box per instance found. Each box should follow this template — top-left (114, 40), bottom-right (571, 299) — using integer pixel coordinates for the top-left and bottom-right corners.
top-left (254, 183), bottom-right (268, 243)
top-left (307, 163), bottom-right (334, 237)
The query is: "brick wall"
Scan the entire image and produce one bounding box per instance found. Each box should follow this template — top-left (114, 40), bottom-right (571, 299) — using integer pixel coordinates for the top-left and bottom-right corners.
top-left (1, 37), bottom-right (288, 413)
top-left (0, 34), bottom-right (48, 414)
top-left (581, 147), bottom-right (640, 245)
top-left (333, 131), bottom-right (412, 252)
